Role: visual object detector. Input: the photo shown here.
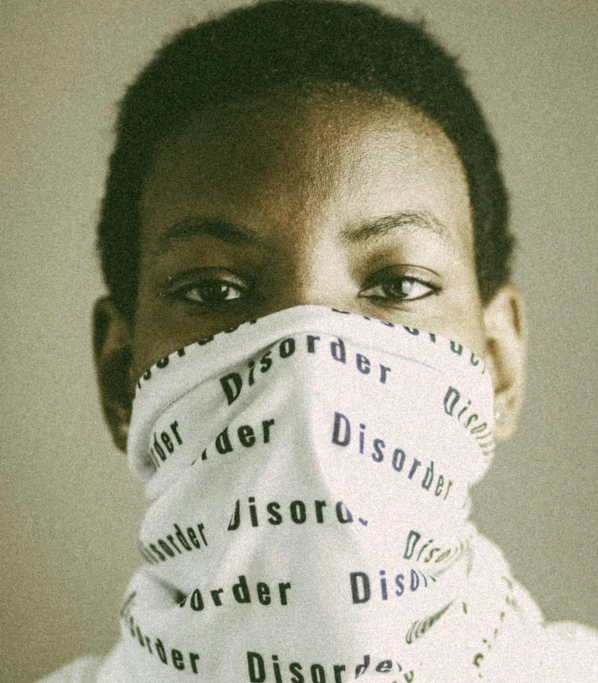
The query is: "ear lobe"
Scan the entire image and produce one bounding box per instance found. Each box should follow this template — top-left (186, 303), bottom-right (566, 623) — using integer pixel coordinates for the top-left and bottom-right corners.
top-left (482, 283), bottom-right (527, 442)
top-left (93, 296), bottom-right (134, 452)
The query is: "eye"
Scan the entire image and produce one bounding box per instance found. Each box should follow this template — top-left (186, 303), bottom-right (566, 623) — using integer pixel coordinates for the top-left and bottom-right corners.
top-left (181, 280), bottom-right (243, 304)
top-left (359, 271), bottom-right (440, 304)
top-left (164, 270), bottom-right (250, 310)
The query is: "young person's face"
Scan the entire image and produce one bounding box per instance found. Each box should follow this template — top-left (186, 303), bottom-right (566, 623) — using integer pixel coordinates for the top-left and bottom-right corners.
top-left (95, 88), bottom-right (526, 448)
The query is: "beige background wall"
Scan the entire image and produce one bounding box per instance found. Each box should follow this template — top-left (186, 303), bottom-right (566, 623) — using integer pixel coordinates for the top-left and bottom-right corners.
top-left (1, 1), bottom-right (596, 680)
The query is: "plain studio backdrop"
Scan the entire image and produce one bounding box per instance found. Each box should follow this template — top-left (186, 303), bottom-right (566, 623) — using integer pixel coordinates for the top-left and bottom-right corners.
top-left (1, 0), bottom-right (596, 680)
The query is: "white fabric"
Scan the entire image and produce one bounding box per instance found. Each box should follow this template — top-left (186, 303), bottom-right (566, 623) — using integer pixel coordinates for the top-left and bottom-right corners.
top-left (40, 657), bottom-right (104, 682)
top-left (40, 306), bottom-right (598, 682)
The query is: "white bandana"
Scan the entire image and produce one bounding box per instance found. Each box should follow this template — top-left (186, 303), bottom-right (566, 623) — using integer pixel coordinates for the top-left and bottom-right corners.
top-left (55, 306), bottom-right (596, 683)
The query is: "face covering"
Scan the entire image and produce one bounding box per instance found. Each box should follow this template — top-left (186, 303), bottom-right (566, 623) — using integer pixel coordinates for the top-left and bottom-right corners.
top-left (97, 305), bottom-right (555, 683)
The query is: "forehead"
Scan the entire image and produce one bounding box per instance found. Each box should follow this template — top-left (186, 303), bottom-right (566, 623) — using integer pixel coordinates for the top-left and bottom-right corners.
top-left (141, 87), bottom-right (472, 251)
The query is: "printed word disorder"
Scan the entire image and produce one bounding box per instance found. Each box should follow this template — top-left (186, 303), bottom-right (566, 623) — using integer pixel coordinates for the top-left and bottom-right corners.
top-left (331, 412), bottom-right (454, 501)
top-left (246, 652), bottom-right (414, 683)
top-left (135, 308), bottom-right (486, 393)
top-left (219, 334), bottom-right (392, 405)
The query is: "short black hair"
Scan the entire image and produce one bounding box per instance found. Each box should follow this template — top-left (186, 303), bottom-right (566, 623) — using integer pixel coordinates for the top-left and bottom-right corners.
top-left (99, 0), bottom-right (513, 321)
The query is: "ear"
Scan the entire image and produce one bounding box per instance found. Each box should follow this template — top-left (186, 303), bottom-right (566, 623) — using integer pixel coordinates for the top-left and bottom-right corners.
top-left (93, 297), bottom-right (134, 452)
top-left (482, 283), bottom-right (527, 441)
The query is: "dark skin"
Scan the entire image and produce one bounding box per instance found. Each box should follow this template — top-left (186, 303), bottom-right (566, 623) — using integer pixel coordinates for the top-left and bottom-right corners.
top-left (94, 88), bottom-right (526, 451)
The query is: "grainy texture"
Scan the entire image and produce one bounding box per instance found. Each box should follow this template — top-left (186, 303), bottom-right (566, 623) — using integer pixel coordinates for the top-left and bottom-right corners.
top-left (1, 1), bottom-right (596, 681)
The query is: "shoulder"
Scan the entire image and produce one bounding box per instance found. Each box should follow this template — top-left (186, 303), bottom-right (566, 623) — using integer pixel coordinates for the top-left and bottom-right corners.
top-left (37, 656), bottom-right (104, 683)
top-left (471, 533), bottom-right (598, 680)
top-left (539, 621), bottom-right (598, 680)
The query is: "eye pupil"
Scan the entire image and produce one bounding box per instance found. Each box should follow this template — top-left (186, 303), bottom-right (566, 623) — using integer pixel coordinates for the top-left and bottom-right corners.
top-left (384, 279), bottom-right (413, 298)
top-left (199, 282), bottom-right (232, 302)
top-left (358, 273), bottom-right (438, 306)
top-left (167, 272), bottom-right (247, 309)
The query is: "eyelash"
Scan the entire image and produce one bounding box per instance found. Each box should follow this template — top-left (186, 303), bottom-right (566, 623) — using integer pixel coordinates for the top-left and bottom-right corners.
top-left (359, 275), bottom-right (440, 304)
top-left (166, 277), bottom-right (250, 309)
top-left (166, 269), bottom-right (440, 310)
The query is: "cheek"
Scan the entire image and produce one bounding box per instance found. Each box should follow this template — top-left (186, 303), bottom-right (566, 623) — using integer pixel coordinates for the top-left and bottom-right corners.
top-left (130, 270), bottom-right (178, 377)
top-left (447, 264), bottom-right (487, 357)
top-left (453, 303), bottom-right (487, 360)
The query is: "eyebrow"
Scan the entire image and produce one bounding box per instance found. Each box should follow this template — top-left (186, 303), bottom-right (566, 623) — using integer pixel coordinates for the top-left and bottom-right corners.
top-left (154, 209), bottom-right (450, 254)
top-left (156, 217), bottom-right (265, 252)
top-left (339, 210), bottom-right (450, 245)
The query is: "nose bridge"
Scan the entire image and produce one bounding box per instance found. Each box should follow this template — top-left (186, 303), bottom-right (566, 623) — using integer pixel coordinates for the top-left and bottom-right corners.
top-left (273, 222), bottom-right (350, 310)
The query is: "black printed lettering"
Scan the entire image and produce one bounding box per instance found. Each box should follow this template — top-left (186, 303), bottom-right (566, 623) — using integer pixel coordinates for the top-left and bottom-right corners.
top-left (161, 432), bottom-right (173, 453)
top-left (353, 655), bottom-right (408, 681)
top-left (158, 540), bottom-right (175, 558)
top-left (333, 664), bottom-right (346, 683)
top-left (262, 419), bottom-right (275, 443)
top-left (307, 335), bottom-right (320, 353)
top-left (378, 364), bottom-right (391, 384)
top-left (350, 572), bottom-right (370, 604)
top-left (197, 523), bottom-right (208, 545)
top-left (141, 520), bottom-right (208, 564)
top-left (149, 543), bottom-right (165, 562)
top-left (443, 386), bottom-right (494, 456)
top-left (259, 350), bottom-right (272, 373)
top-left (267, 502), bottom-right (283, 525)
top-left (248, 360), bottom-right (257, 386)
top-left (450, 341), bottom-right (463, 355)
top-left (332, 412), bottom-right (351, 446)
top-left (330, 337), bottom-right (346, 363)
top-left (220, 372), bottom-right (243, 405)
top-left (166, 535), bottom-right (181, 554)
top-left (350, 568), bottom-right (432, 604)
top-left (183, 576), bottom-right (292, 614)
top-left (279, 338), bottom-right (296, 358)
top-left (335, 501), bottom-right (353, 523)
top-left (406, 601), bottom-right (453, 644)
top-left (273, 655), bottom-right (282, 683)
top-left (124, 615), bottom-right (200, 674)
top-left (149, 421), bottom-right (185, 470)
top-left (407, 459), bottom-right (421, 479)
top-left (290, 662), bottom-right (304, 683)
top-left (403, 530), bottom-right (467, 568)
top-left (314, 500), bottom-right (327, 522)
top-left (333, 412), bottom-right (456, 501)
top-left (356, 353), bottom-right (371, 374)
top-left (311, 664), bottom-right (325, 683)
top-left (278, 582), bottom-right (292, 605)
top-left (247, 652), bottom-right (265, 682)
top-left (202, 417), bottom-right (276, 462)
top-left (257, 582), bottom-right (271, 605)
top-left (290, 500), bottom-right (307, 524)
top-left (371, 438), bottom-right (385, 462)
top-left (238, 425), bottom-right (256, 447)
top-left (171, 649), bottom-right (184, 670)
top-left (187, 527), bottom-right (199, 548)
top-left (213, 332), bottom-right (397, 409)
top-left (190, 589), bottom-right (204, 611)
top-left (233, 575), bottom-right (251, 603)
top-left (422, 461), bottom-right (434, 490)
top-left (228, 497), bottom-right (354, 530)
top-left (248, 652), bottom-right (348, 683)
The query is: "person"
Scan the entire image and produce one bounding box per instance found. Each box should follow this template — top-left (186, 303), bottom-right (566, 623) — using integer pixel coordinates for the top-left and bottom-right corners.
top-left (41, 0), bottom-right (597, 681)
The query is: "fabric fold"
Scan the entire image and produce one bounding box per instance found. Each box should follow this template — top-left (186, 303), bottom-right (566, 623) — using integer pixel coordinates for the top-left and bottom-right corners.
top-left (40, 306), bottom-right (598, 682)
